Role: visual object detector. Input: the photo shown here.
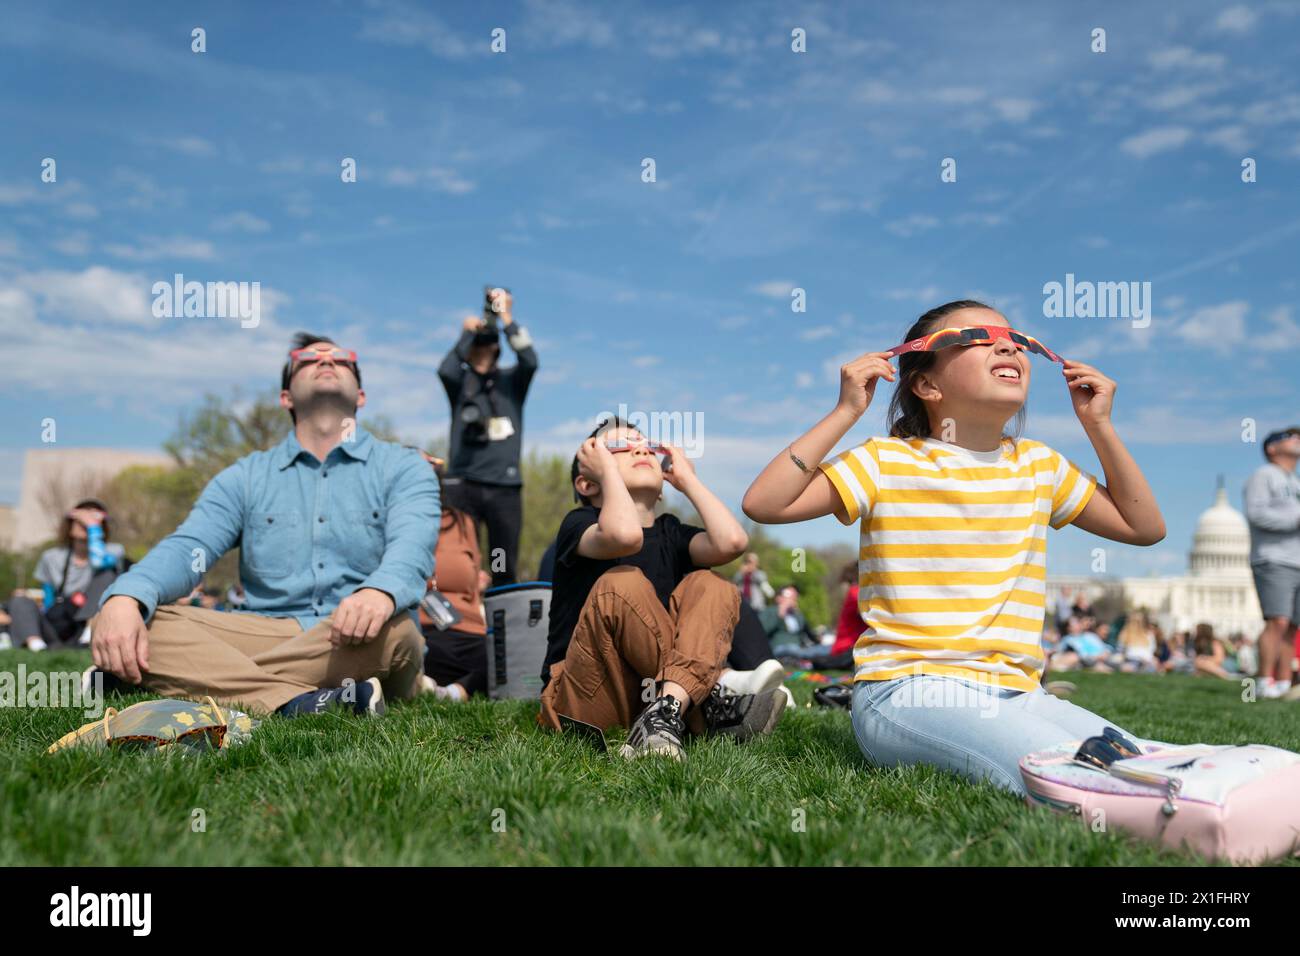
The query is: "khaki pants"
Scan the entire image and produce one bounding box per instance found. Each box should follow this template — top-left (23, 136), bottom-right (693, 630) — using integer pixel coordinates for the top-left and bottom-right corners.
top-left (539, 566), bottom-right (739, 734)
top-left (112, 604), bottom-right (425, 715)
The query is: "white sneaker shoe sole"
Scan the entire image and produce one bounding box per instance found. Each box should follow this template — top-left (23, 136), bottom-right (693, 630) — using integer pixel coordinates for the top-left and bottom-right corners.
top-left (618, 739), bottom-right (684, 761)
top-left (364, 677), bottom-right (386, 717)
top-left (720, 659), bottom-right (786, 697)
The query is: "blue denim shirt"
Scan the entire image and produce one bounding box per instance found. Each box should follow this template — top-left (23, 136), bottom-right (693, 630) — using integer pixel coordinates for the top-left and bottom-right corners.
top-left (101, 429), bottom-right (439, 630)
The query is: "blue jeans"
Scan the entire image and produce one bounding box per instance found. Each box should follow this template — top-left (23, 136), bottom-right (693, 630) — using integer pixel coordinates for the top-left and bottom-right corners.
top-left (850, 675), bottom-right (1137, 796)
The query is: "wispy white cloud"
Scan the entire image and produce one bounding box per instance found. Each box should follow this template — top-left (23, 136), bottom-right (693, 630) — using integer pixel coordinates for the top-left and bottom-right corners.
top-left (103, 236), bottom-right (217, 262)
top-left (1149, 47), bottom-right (1226, 71)
top-left (4, 266), bottom-right (153, 326)
top-left (992, 98), bottom-right (1037, 123)
top-left (887, 287), bottom-right (943, 303)
top-left (800, 325), bottom-right (835, 341)
top-left (1204, 124), bottom-right (1250, 152)
top-left (930, 86), bottom-right (986, 105)
top-left (1174, 301), bottom-right (1248, 353)
top-left (751, 280), bottom-right (795, 299)
top-left (1213, 5), bottom-right (1258, 34)
top-left (1145, 82), bottom-right (1222, 111)
top-left (1120, 126), bottom-right (1192, 158)
top-left (358, 0), bottom-right (476, 59)
top-left (156, 136), bottom-right (215, 157)
top-left (213, 211), bottom-right (271, 234)
top-left (63, 202), bottom-right (98, 220)
top-left (50, 231), bottom-right (92, 256)
top-left (522, 0), bottom-right (616, 50)
top-left (885, 214), bottom-right (940, 238)
top-left (383, 166), bottom-right (475, 194)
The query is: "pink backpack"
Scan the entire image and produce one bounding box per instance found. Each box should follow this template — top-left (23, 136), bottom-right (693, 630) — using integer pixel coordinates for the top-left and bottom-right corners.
top-left (1020, 739), bottom-right (1300, 863)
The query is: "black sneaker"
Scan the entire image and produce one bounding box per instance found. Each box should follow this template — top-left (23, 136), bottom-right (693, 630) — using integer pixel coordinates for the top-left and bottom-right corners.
top-left (80, 665), bottom-right (140, 698)
top-left (700, 684), bottom-right (785, 742)
top-left (618, 695), bottom-right (686, 760)
top-left (277, 677), bottom-right (385, 718)
top-left (813, 684), bottom-right (852, 709)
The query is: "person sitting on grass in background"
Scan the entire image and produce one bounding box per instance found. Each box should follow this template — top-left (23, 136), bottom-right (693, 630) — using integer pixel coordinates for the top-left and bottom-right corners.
top-left (741, 300), bottom-right (1165, 796)
top-left (184, 584), bottom-right (227, 612)
top-left (1164, 630), bottom-right (1196, 674)
top-left (416, 452), bottom-right (489, 702)
top-left (1115, 609), bottom-right (1157, 672)
top-left (1051, 614), bottom-right (1115, 672)
top-left (539, 417), bottom-right (786, 760)
top-left (762, 585), bottom-right (825, 660)
top-left (826, 562), bottom-right (861, 667)
top-left (88, 332), bottom-right (439, 718)
top-left (1233, 631), bottom-right (1258, 678)
top-left (4, 499), bottom-right (125, 651)
top-left (733, 552), bottom-right (775, 611)
top-left (1192, 622), bottom-right (1235, 680)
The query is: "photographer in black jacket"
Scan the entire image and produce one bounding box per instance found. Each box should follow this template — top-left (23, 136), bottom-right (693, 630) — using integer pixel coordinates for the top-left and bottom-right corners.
top-left (438, 287), bottom-right (538, 585)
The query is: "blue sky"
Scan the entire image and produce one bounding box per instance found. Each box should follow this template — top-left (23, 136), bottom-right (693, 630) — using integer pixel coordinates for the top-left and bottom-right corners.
top-left (2, 0), bottom-right (1299, 579)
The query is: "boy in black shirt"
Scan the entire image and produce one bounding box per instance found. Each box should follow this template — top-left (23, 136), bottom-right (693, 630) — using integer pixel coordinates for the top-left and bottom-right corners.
top-left (540, 418), bottom-right (786, 759)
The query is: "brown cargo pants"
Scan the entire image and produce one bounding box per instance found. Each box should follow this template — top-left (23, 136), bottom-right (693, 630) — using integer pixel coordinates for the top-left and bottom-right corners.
top-left (101, 603), bottom-right (426, 715)
top-left (538, 566), bottom-right (739, 734)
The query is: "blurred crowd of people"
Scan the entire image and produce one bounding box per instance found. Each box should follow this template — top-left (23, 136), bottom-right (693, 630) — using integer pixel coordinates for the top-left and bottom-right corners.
top-left (1043, 586), bottom-right (1285, 691)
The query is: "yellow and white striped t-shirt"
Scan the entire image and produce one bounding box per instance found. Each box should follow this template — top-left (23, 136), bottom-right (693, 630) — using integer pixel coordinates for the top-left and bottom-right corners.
top-left (820, 435), bottom-right (1097, 692)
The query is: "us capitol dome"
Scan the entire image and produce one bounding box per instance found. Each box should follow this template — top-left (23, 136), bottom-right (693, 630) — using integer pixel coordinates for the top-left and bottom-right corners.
top-left (1047, 476), bottom-right (1262, 640)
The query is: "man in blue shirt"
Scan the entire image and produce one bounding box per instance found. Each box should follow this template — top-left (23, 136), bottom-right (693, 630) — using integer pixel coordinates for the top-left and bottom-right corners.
top-left (91, 333), bottom-right (440, 717)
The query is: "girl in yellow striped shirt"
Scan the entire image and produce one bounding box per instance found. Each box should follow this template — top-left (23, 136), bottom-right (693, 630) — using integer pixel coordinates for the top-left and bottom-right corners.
top-left (743, 300), bottom-right (1166, 794)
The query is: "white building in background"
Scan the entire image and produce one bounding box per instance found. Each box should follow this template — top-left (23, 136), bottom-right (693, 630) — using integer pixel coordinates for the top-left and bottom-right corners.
top-left (1046, 479), bottom-right (1263, 641)
top-left (9, 448), bottom-right (174, 549)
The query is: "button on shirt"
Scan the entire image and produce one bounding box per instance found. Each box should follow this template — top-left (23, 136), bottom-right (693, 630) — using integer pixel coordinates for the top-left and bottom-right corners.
top-left (101, 429), bottom-right (439, 630)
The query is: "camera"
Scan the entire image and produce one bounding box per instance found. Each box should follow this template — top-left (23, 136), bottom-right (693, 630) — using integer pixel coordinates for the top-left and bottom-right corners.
top-left (482, 285), bottom-right (510, 331)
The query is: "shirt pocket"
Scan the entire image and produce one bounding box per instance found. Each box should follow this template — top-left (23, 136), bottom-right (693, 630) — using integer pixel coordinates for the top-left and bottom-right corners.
top-left (243, 511), bottom-right (302, 578)
top-left (345, 507), bottom-right (387, 574)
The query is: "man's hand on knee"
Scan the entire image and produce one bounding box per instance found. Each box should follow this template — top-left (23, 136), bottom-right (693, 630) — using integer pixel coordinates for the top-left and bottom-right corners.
top-left (92, 595), bottom-right (151, 684)
top-left (330, 588), bottom-right (395, 646)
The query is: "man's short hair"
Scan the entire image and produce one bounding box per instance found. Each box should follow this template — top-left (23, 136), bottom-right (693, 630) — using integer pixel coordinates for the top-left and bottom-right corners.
top-left (1262, 427), bottom-right (1300, 459)
top-left (280, 331), bottom-right (363, 424)
top-left (571, 415), bottom-right (630, 505)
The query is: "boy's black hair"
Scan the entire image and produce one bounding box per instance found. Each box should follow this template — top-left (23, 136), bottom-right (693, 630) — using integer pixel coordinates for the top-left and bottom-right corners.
top-left (885, 300), bottom-right (1026, 442)
top-left (571, 415), bottom-right (630, 505)
top-left (279, 331), bottom-right (363, 424)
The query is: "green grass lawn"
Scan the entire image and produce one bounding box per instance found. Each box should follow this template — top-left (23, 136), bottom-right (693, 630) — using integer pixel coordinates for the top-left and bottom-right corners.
top-left (2, 649), bottom-right (1297, 866)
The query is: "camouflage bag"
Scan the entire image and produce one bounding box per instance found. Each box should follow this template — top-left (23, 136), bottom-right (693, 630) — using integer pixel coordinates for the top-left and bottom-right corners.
top-left (48, 696), bottom-right (258, 754)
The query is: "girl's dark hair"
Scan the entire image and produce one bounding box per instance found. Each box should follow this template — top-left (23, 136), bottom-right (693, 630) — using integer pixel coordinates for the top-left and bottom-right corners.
top-left (440, 490), bottom-right (475, 546)
top-left (839, 562), bottom-right (858, 586)
top-left (884, 299), bottom-right (1026, 442)
top-left (60, 497), bottom-right (111, 545)
top-left (1193, 622), bottom-right (1216, 656)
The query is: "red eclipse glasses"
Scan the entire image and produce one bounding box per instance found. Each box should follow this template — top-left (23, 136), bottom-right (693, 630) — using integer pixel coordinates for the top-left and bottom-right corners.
top-left (886, 325), bottom-right (1063, 364)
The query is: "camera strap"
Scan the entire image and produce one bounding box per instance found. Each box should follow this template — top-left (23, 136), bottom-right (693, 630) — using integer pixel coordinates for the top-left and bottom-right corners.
top-left (56, 548), bottom-right (73, 600)
top-left (462, 372), bottom-right (502, 419)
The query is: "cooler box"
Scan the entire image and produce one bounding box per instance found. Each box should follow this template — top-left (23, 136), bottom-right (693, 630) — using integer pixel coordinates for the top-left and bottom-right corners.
top-left (483, 582), bottom-right (552, 700)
